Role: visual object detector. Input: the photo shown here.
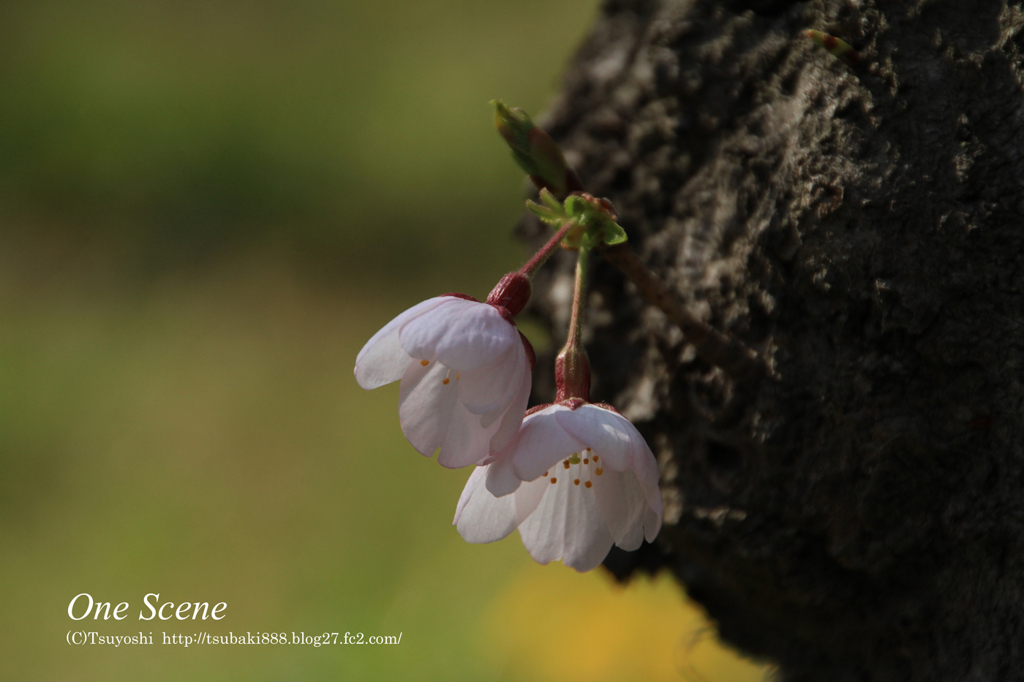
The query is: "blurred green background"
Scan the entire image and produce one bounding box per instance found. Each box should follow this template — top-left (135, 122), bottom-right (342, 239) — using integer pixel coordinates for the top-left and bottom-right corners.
top-left (0, 1), bottom-right (770, 680)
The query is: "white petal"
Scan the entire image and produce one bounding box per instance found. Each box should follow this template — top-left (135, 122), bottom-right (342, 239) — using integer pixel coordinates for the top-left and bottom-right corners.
top-left (435, 304), bottom-right (518, 371)
top-left (555, 404), bottom-right (633, 472)
top-left (642, 505), bottom-right (662, 543)
top-left (592, 470), bottom-right (646, 546)
top-left (455, 467), bottom-right (518, 543)
top-left (457, 342), bottom-right (520, 415)
top-left (454, 465), bottom-right (483, 524)
top-left (625, 431), bottom-right (662, 542)
top-left (563, 512), bottom-right (615, 572)
top-left (397, 297), bottom-right (470, 362)
top-left (622, 436), bottom-right (663, 540)
top-left (516, 484), bottom-right (565, 565)
top-left (486, 354), bottom-right (532, 456)
top-left (400, 299), bottom-right (516, 373)
top-left (513, 476), bottom-right (547, 525)
top-left (510, 406), bottom-right (585, 482)
top-left (630, 436), bottom-right (663, 518)
top-left (484, 454), bottom-right (521, 497)
top-left (354, 297), bottom-right (447, 389)
top-left (517, 474), bottom-right (614, 572)
top-left (398, 359), bottom-right (458, 457)
top-left (615, 513), bottom-right (646, 552)
top-left (436, 399), bottom-right (495, 468)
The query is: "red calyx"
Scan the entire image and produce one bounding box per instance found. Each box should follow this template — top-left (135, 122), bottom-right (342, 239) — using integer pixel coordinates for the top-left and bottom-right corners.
top-left (590, 401), bottom-right (621, 415)
top-left (525, 403), bottom-right (552, 417)
top-left (559, 397), bottom-right (587, 411)
top-left (555, 346), bottom-right (591, 403)
top-left (492, 305), bottom-right (516, 327)
top-left (486, 272), bottom-right (531, 317)
top-left (524, 397), bottom-right (588, 418)
top-left (440, 292), bottom-right (480, 302)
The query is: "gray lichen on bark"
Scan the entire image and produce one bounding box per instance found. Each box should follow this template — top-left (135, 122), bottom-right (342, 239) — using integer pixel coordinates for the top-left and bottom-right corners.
top-left (521, 0), bottom-right (1024, 678)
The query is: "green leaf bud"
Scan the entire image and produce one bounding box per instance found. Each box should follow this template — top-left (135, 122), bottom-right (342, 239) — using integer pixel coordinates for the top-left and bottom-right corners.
top-left (492, 100), bottom-right (583, 199)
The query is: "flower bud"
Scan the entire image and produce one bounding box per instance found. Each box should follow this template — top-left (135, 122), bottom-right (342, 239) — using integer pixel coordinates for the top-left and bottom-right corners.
top-left (492, 100), bottom-right (583, 199)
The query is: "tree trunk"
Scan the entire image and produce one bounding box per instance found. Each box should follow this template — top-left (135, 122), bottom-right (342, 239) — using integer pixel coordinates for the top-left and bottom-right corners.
top-left (523, 0), bottom-right (1024, 679)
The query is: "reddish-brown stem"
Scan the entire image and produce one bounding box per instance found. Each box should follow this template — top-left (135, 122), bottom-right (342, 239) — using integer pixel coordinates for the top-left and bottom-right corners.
top-left (519, 220), bottom-right (574, 278)
top-left (602, 243), bottom-right (763, 381)
top-left (565, 247), bottom-right (588, 351)
top-left (523, 149), bottom-right (764, 382)
top-left (555, 248), bottom-right (591, 402)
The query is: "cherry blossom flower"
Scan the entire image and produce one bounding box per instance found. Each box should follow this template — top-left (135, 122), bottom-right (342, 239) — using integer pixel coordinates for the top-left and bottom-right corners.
top-left (454, 401), bottom-right (662, 572)
top-left (354, 292), bottom-right (533, 468)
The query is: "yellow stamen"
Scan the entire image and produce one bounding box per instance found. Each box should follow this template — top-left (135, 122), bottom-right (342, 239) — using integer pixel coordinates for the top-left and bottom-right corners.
top-left (584, 481), bottom-right (592, 488)
top-left (573, 479), bottom-right (580, 486)
top-left (420, 359), bottom-right (429, 366)
top-left (550, 477), bottom-right (557, 484)
top-left (595, 468), bottom-right (603, 476)
top-left (442, 377), bottom-right (450, 385)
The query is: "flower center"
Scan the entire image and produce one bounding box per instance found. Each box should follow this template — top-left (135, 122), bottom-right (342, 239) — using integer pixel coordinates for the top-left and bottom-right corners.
top-left (546, 448), bottom-right (601, 488)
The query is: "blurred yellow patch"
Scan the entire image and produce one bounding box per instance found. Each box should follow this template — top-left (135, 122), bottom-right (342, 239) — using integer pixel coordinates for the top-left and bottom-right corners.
top-left (480, 564), bottom-right (772, 682)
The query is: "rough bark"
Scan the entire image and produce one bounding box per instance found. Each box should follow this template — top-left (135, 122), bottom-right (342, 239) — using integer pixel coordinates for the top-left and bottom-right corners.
top-left (522, 0), bottom-right (1024, 679)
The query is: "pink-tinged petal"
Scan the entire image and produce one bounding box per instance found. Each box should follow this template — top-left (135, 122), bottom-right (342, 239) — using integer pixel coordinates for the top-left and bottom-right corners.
top-left (486, 356), bottom-right (532, 456)
top-left (454, 465), bottom-right (483, 524)
top-left (398, 359), bottom-right (458, 457)
top-left (615, 513), bottom-right (646, 552)
top-left (484, 454), bottom-right (521, 497)
top-left (354, 297), bottom-right (447, 389)
top-left (516, 483), bottom-right (565, 565)
top-left (565, 539), bottom-right (615, 572)
top-left (397, 297), bottom-right (471, 362)
top-left (434, 303), bottom-right (518, 371)
top-left (400, 299), bottom-right (517, 373)
top-left (625, 432), bottom-right (662, 540)
top-left (457, 342), bottom-right (521, 415)
top-left (513, 477), bottom-right (547, 525)
top-left (554, 404), bottom-right (633, 472)
top-left (436, 399), bottom-right (495, 468)
top-left (510, 406), bottom-right (585, 482)
top-left (517, 476), bottom-right (614, 572)
top-left (455, 467), bottom-right (518, 543)
top-left (630, 437), bottom-right (663, 518)
top-left (643, 506), bottom-right (662, 543)
top-left (477, 342), bottom-right (526, 431)
top-left (562, 511), bottom-right (615, 572)
top-left (592, 470), bottom-right (646, 546)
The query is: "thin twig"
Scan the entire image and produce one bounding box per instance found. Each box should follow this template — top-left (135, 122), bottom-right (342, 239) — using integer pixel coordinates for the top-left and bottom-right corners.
top-left (601, 243), bottom-right (764, 382)
top-left (505, 109), bottom-right (765, 382)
